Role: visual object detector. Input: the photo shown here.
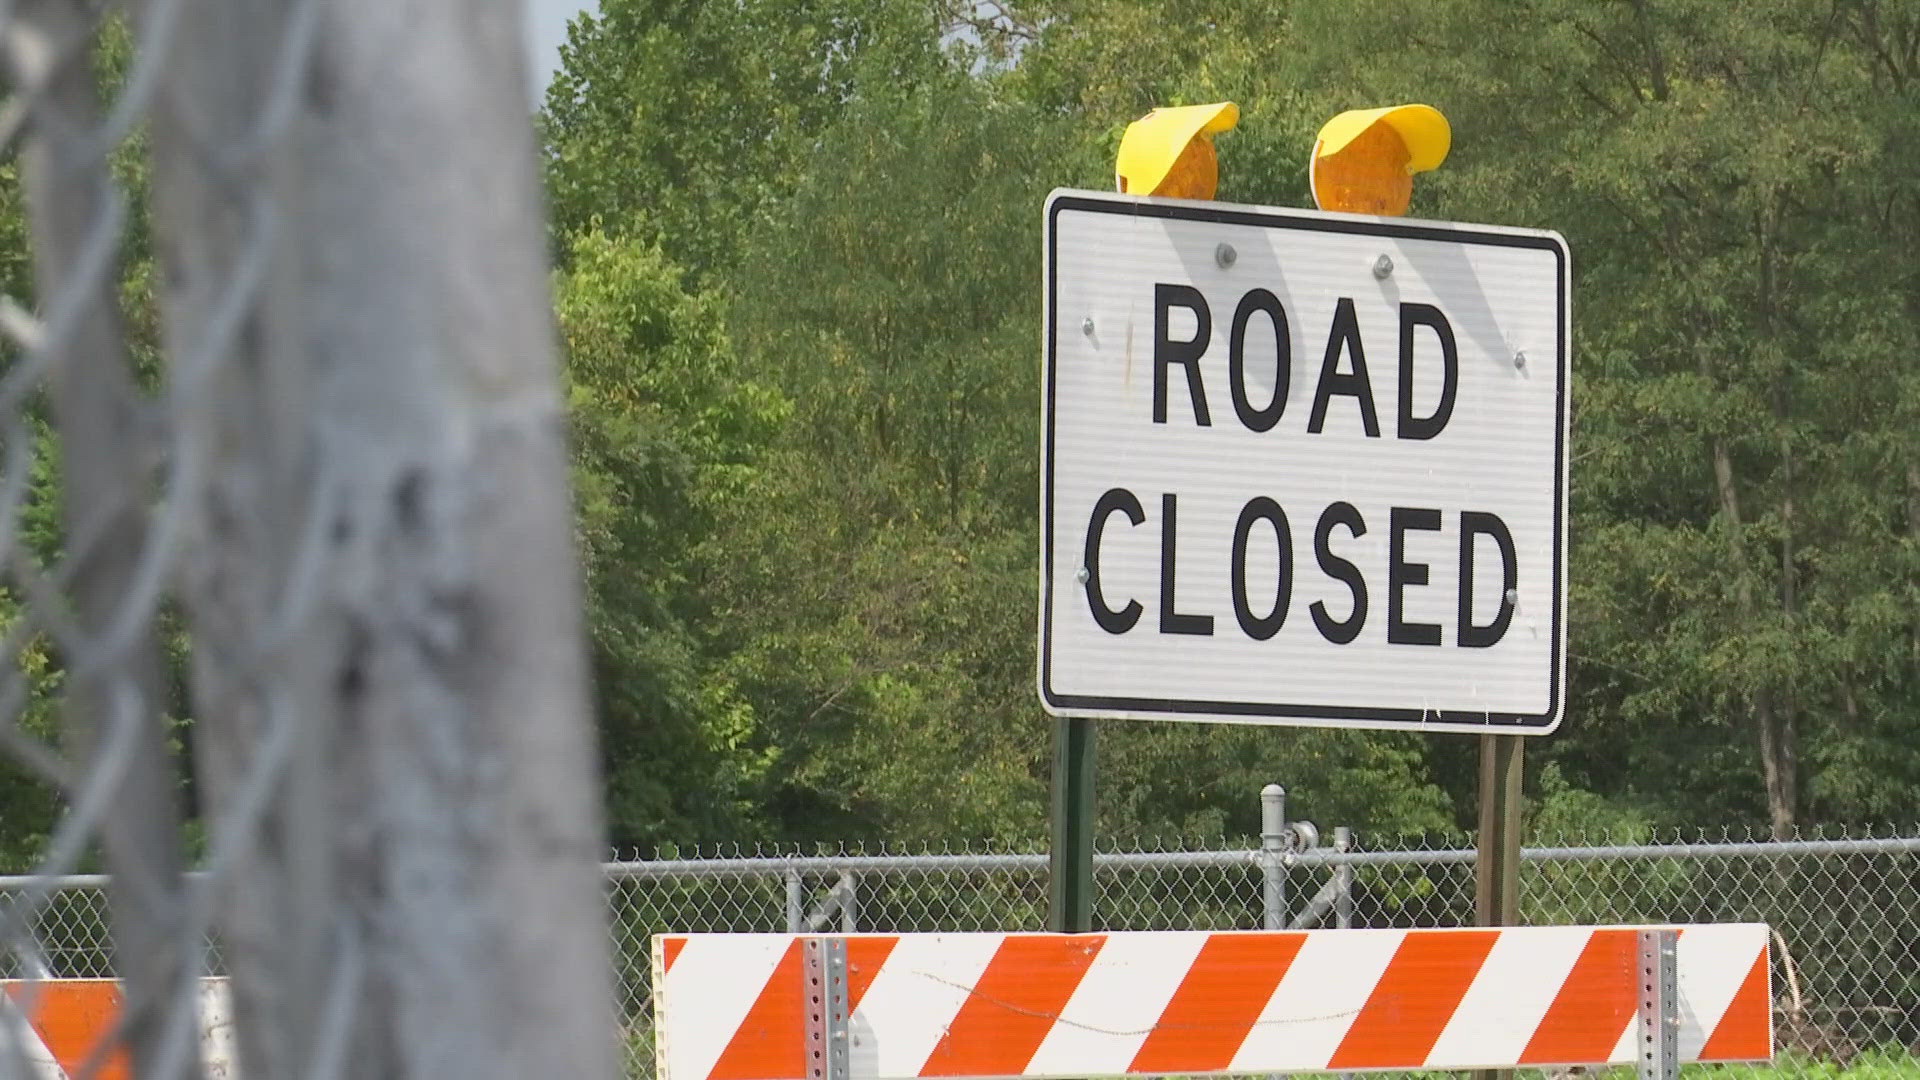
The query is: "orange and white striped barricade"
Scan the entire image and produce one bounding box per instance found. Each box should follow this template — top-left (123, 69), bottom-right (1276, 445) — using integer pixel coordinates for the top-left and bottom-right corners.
top-left (653, 925), bottom-right (1770, 1080)
top-left (0, 977), bottom-right (236, 1080)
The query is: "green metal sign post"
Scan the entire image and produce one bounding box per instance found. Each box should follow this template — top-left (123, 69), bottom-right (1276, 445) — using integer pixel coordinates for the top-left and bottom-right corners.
top-left (1048, 715), bottom-right (1096, 932)
top-left (1472, 732), bottom-right (1527, 1080)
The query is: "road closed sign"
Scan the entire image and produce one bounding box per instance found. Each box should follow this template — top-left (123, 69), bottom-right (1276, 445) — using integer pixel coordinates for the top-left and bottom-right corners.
top-left (1039, 190), bottom-right (1568, 734)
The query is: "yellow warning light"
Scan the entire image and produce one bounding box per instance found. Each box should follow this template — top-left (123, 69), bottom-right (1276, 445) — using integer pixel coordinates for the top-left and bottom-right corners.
top-left (1116, 102), bottom-right (1239, 200)
top-left (1310, 104), bottom-right (1451, 216)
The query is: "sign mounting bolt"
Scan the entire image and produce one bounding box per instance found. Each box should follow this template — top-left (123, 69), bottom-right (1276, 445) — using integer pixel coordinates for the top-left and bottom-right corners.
top-left (1372, 254), bottom-right (1394, 279)
top-left (1076, 566), bottom-right (1090, 584)
top-left (1081, 316), bottom-right (1096, 336)
top-left (1512, 351), bottom-right (1528, 370)
top-left (1505, 588), bottom-right (1520, 606)
top-left (1215, 242), bottom-right (1237, 269)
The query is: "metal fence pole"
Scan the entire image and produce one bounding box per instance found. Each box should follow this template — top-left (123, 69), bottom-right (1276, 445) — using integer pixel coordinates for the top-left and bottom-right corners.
top-left (1259, 790), bottom-right (1294, 1080)
top-left (1261, 784), bottom-right (1287, 930)
top-left (840, 872), bottom-right (858, 934)
top-left (1333, 827), bottom-right (1354, 929)
top-left (785, 870), bottom-right (805, 933)
top-left (1331, 825), bottom-right (1355, 1080)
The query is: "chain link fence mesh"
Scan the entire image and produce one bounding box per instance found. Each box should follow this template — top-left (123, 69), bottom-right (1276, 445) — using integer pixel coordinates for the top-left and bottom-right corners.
top-left (12, 828), bottom-right (1911, 1078)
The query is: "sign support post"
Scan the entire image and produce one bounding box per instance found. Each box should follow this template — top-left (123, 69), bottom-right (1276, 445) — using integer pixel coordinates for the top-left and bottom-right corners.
top-left (1474, 733), bottom-right (1525, 927)
top-left (1048, 715), bottom-right (1096, 932)
top-left (1471, 732), bottom-right (1526, 1080)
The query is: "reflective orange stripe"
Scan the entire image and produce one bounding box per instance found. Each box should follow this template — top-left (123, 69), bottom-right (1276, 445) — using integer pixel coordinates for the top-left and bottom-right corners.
top-left (1128, 932), bottom-right (1303, 1073)
top-left (1518, 928), bottom-right (1638, 1065)
top-left (4, 979), bottom-right (130, 1080)
top-left (707, 939), bottom-right (806, 1080)
top-left (1697, 947), bottom-right (1772, 1061)
top-left (921, 935), bottom-right (1105, 1077)
top-left (844, 936), bottom-right (898, 1013)
top-left (1328, 929), bottom-right (1497, 1070)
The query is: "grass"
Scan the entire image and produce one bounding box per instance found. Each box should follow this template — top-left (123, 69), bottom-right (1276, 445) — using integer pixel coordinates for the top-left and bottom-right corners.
top-left (1332, 1048), bottom-right (1920, 1079)
top-left (616, 1025), bottom-right (1909, 1079)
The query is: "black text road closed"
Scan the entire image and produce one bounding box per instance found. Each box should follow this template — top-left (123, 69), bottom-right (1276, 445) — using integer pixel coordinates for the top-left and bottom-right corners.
top-left (1039, 190), bottom-right (1568, 733)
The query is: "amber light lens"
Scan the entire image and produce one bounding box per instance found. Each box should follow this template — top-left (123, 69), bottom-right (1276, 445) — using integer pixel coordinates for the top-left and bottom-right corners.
top-left (1148, 136), bottom-right (1218, 200)
top-left (1311, 121), bottom-right (1413, 215)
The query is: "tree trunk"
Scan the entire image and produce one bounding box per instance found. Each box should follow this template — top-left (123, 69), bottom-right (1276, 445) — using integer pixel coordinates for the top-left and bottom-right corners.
top-left (5, 4), bottom-right (197, 1076)
top-left (1754, 704), bottom-right (1799, 841)
top-left (1710, 439), bottom-right (1797, 839)
top-left (1757, 199), bottom-right (1799, 842)
top-left (145, 2), bottom-right (620, 1077)
top-left (1908, 462), bottom-right (1920, 668)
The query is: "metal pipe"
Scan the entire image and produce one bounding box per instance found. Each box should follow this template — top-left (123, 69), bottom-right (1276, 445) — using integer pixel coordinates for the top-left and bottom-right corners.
top-left (1333, 827), bottom-right (1355, 930)
top-left (784, 870), bottom-right (804, 933)
top-left (11, 835), bottom-right (1919, 893)
top-left (840, 872), bottom-right (858, 934)
top-left (1260, 784), bottom-right (1286, 930)
top-left (577, 831), bottom-right (1920, 881)
top-left (1286, 877), bottom-right (1339, 930)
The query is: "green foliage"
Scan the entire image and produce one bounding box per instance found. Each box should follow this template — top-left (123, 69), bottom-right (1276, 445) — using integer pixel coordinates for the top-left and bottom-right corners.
top-left (1097, 724), bottom-right (1453, 840)
top-left (557, 230), bottom-right (787, 845)
top-left (542, 0), bottom-right (948, 277)
top-left (1369, 1055), bottom-right (1920, 1079)
top-left (30, 0), bottom-right (1920, 861)
top-left (688, 62), bottom-right (1061, 842)
top-left (0, 420), bottom-right (91, 872)
top-left (0, 0), bottom-right (1911, 879)
top-left (18, 0), bottom-right (1920, 866)
top-left (1523, 765), bottom-right (1699, 926)
top-left (0, 601), bottom-right (62, 872)
top-left (536, 0), bottom-right (1920, 849)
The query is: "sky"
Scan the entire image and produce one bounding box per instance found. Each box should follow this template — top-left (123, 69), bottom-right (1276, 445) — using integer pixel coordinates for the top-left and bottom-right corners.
top-left (524, 0), bottom-right (600, 102)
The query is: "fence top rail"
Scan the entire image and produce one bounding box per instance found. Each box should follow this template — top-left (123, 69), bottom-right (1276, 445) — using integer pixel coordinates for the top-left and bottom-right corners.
top-left (6, 834), bottom-right (1918, 891)
top-left (0, 873), bottom-right (112, 891)
top-left (593, 833), bottom-right (1920, 880)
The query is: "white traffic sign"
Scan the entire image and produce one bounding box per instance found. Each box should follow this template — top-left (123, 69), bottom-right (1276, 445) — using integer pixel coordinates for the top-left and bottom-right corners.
top-left (1039, 189), bottom-right (1568, 734)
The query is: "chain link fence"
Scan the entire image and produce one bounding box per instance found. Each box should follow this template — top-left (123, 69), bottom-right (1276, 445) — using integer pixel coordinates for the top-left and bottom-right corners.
top-left (10, 825), bottom-right (1917, 1078)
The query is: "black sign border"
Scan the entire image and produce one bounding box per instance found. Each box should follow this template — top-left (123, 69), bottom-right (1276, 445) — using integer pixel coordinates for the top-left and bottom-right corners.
top-left (1039, 191), bottom-right (1570, 732)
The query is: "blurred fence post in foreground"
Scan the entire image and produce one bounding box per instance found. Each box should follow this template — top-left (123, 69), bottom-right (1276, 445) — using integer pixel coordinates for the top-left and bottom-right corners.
top-left (0, 0), bottom-right (621, 1077)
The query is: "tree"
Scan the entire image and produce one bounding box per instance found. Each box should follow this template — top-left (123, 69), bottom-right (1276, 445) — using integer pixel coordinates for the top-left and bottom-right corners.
top-left (8, 6), bottom-right (191, 1073)
top-left (557, 229), bottom-right (786, 847)
top-left (543, 0), bottom-right (947, 277)
top-left (710, 68), bottom-right (1063, 841)
top-left (1288, 0), bottom-right (1920, 836)
top-left (533, 0), bottom-right (1920, 847)
top-left (0, 156), bottom-right (62, 873)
